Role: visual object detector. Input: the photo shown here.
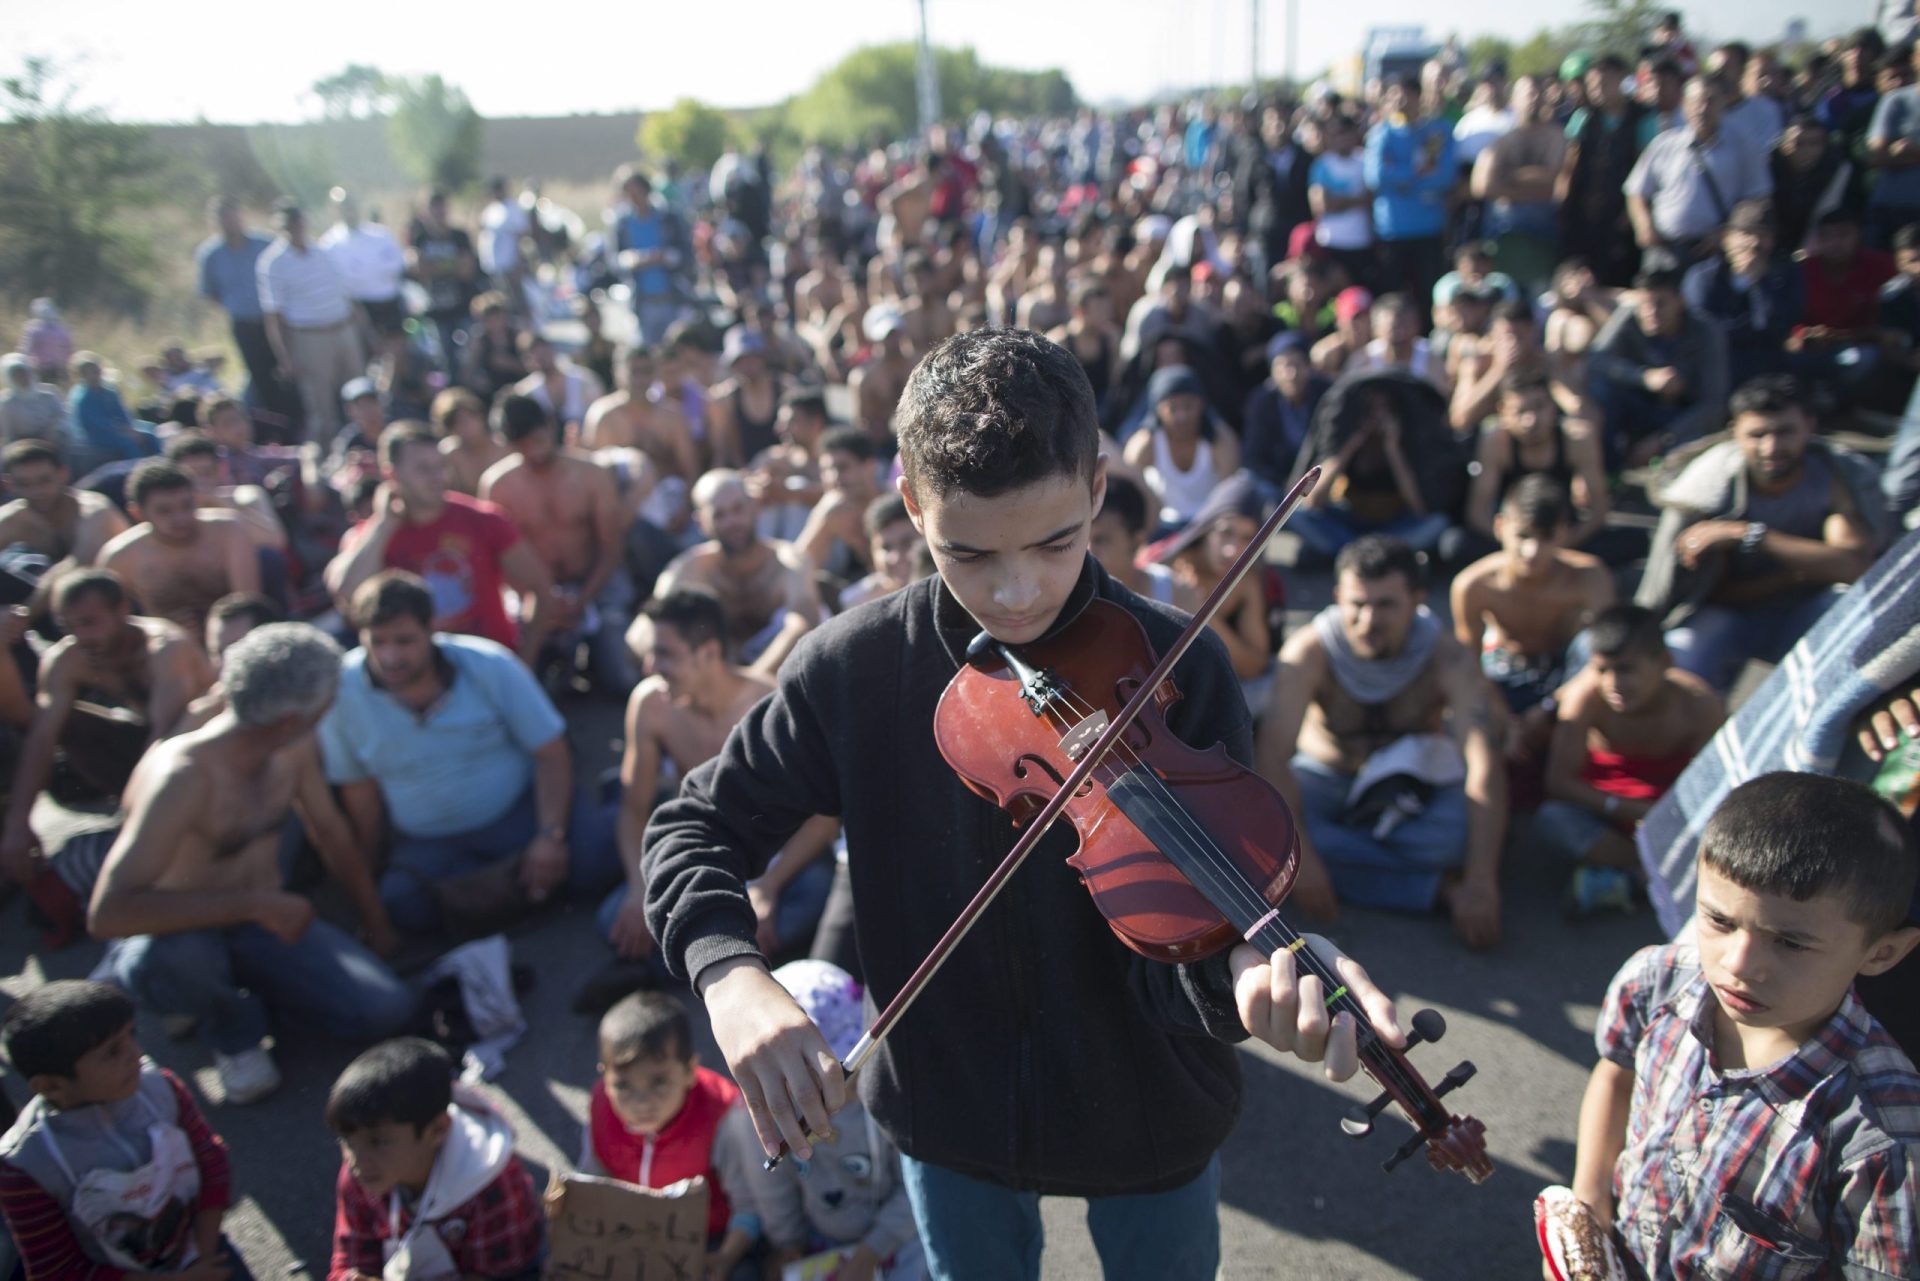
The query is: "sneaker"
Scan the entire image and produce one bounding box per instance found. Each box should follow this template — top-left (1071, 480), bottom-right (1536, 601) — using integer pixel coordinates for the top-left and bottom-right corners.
top-left (215, 1045), bottom-right (281, 1105)
top-left (1565, 866), bottom-right (1635, 919)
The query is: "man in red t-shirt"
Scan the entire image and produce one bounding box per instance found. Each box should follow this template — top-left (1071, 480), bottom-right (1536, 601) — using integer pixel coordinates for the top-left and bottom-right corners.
top-left (325, 423), bottom-right (553, 660)
top-left (1791, 206), bottom-right (1896, 402)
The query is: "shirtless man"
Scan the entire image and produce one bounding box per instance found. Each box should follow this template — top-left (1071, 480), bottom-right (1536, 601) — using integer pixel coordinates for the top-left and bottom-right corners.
top-left (877, 155), bottom-right (937, 249)
top-left (0, 440), bottom-right (128, 618)
top-left (1258, 535), bottom-right (1508, 948)
top-left (99, 460), bottom-right (260, 637)
top-left (1539, 603), bottom-right (1722, 913)
top-left (1450, 475), bottom-right (1614, 718)
top-left (165, 432), bottom-right (287, 551)
top-left (87, 623), bottom-right (409, 1104)
top-left (512, 333), bottom-right (603, 439)
top-left (838, 494), bottom-right (928, 611)
top-left (655, 471), bottom-right (821, 677)
top-left (795, 427), bottom-right (881, 582)
top-left (744, 388), bottom-right (828, 542)
top-left (431, 387), bottom-right (509, 497)
top-left (480, 394), bottom-right (634, 692)
top-left (0, 571), bottom-right (214, 883)
top-left (898, 253), bottom-right (955, 356)
top-left (176, 593), bottom-right (285, 733)
top-left (705, 329), bottom-right (785, 470)
top-left (848, 308), bottom-right (914, 449)
top-left (582, 347), bottom-right (699, 482)
top-left (792, 245), bottom-right (849, 331)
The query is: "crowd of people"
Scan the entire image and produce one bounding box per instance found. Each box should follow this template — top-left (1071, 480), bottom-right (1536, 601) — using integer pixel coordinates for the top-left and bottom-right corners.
top-left (2, 9), bottom-right (1920, 1279)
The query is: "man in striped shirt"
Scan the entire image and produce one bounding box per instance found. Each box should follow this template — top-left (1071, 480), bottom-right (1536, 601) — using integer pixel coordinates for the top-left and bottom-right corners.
top-left (1571, 772), bottom-right (1920, 1278)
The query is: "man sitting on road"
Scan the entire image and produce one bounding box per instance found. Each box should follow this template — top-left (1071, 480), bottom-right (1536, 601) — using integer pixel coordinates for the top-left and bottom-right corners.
top-left (98, 460), bottom-right (261, 637)
top-left (1258, 536), bottom-right (1509, 949)
top-left (795, 427), bottom-right (882, 587)
top-left (0, 570), bottom-right (213, 885)
top-left (0, 440), bottom-right (128, 621)
top-left (318, 571), bottom-right (620, 937)
top-left (655, 470), bottom-right (822, 676)
top-left (88, 623), bottom-right (410, 1105)
top-left (325, 423), bottom-right (554, 664)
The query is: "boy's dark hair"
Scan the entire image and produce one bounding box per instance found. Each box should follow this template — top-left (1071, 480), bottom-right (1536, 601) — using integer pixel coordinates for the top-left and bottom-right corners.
top-left (53, 568), bottom-right (126, 614)
top-left (1333, 535), bottom-right (1424, 592)
top-left (325, 1037), bottom-right (454, 1137)
top-left (209, 591), bottom-right (284, 634)
top-left (895, 329), bottom-right (1099, 501)
top-left (164, 432), bottom-right (219, 464)
top-left (1500, 473), bottom-right (1570, 532)
top-left (644, 588), bottom-right (726, 654)
top-left (1728, 374), bottom-right (1807, 421)
top-left (821, 426), bottom-right (877, 463)
top-left (1, 981), bottom-right (135, 1081)
top-left (201, 396), bottom-right (246, 426)
top-left (598, 990), bottom-right (693, 1068)
top-left (1701, 773), bottom-right (1919, 938)
top-left (2, 439), bottom-right (63, 472)
top-left (128, 459), bottom-right (193, 510)
top-left (863, 492), bottom-right (911, 539)
top-left (780, 387), bottom-right (829, 424)
top-left (378, 422), bottom-right (440, 470)
top-left (350, 570), bottom-right (434, 632)
top-left (493, 393), bottom-right (553, 443)
top-left (1097, 473), bottom-right (1151, 538)
top-left (1586, 603), bottom-right (1667, 660)
top-left (1499, 368), bottom-right (1553, 401)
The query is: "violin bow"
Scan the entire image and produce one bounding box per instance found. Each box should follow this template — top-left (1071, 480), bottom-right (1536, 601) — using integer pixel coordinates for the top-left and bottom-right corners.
top-left (765, 466), bottom-right (1322, 1168)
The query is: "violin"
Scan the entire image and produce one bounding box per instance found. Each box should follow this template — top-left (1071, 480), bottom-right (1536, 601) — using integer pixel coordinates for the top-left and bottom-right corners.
top-left (768, 467), bottom-right (1492, 1184)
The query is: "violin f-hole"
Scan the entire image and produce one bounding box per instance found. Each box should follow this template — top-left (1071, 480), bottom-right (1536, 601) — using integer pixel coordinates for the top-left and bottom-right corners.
top-left (1013, 753), bottom-right (1093, 798)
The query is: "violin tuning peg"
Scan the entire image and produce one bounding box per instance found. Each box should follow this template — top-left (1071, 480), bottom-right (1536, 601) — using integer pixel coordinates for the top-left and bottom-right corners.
top-left (1382, 1129), bottom-right (1428, 1175)
top-left (1406, 1008), bottom-right (1446, 1050)
top-left (1339, 1088), bottom-right (1395, 1138)
top-left (1434, 1061), bottom-right (1477, 1099)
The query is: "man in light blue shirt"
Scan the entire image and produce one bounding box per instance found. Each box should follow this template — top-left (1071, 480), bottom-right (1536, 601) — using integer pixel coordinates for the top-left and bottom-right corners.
top-left (613, 168), bottom-right (687, 348)
top-left (196, 197), bottom-right (297, 431)
top-left (318, 570), bottom-right (618, 934)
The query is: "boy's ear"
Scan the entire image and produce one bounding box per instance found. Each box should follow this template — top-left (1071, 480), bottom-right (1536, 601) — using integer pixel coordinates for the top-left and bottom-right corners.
top-left (26, 1073), bottom-right (70, 1105)
top-left (425, 1112), bottom-right (453, 1146)
top-left (1859, 924), bottom-right (1920, 978)
top-left (895, 475), bottom-right (924, 532)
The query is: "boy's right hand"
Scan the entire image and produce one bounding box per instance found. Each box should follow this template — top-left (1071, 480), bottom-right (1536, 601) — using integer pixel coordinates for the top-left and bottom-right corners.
top-left (699, 956), bottom-right (847, 1161)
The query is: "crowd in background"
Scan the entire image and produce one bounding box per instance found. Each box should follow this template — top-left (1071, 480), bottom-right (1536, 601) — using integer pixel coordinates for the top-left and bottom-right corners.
top-left (3, 7), bottom-right (1920, 1280)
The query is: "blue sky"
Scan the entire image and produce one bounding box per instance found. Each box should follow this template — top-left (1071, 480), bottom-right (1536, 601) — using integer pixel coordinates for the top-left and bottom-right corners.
top-left (18, 0), bottom-right (1866, 124)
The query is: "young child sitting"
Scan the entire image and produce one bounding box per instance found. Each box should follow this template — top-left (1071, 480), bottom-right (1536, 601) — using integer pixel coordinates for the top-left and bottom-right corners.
top-left (327, 1038), bottom-right (544, 1281)
top-left (580, 991), bottom-right (763, 1281)
top-left (1450, 474), bottom-right (1613, 717)
top-left (1538, 604), bottom-right (1722, 916)
top-left (1554, 773), bottom-right (1920, 1280)
top-left (0, 981), bottom-right (241, 1281)
top-left (758, 961), bottom-right (925, 1281)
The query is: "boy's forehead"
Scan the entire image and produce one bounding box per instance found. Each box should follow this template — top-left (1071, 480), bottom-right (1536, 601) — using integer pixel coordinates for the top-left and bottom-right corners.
top-left (917, 474), bottom-right (1096, 546)
top-left (1696, 862), bottom-right (1855, 935)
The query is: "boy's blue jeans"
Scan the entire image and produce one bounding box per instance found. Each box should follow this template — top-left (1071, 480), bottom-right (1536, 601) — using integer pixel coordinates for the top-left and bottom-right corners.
top-left (104, 921), bottom-right (414, 1055)
top-left (1664, 589), bottom-right (1841, 695)
top-left (899, 1153), bottom-right (1220, 1281)
top-left (1291, 754), bottom-right (1468, 912)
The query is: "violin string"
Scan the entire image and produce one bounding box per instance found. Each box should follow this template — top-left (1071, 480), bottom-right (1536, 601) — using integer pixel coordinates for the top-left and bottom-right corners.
top-left (1034, 685), bottom-right (1435, 1114)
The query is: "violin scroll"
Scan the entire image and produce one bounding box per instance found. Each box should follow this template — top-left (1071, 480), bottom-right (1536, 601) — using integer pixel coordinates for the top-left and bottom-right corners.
top-left (1337, 1006), bottom-right (1493, 1184)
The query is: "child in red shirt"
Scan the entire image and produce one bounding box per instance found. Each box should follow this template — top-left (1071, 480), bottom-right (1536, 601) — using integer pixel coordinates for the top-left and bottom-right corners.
top-left (327, 1038), bottom-right (543, 1281)
top-left (577, 991), bottom-right (763, 1280)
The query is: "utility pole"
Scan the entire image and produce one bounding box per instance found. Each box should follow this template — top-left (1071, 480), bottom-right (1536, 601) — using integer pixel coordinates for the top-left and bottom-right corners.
top-left (1251, 0), bottom-right (1261, 89)
top-left (914, 0), bottom-right (941, 138)
top-left (1285, 0), bottom-right (1298, 91)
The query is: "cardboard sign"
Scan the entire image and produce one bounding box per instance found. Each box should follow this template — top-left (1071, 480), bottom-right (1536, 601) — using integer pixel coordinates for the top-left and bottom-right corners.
top-left (543, 1173), bottom-right (709, 1281)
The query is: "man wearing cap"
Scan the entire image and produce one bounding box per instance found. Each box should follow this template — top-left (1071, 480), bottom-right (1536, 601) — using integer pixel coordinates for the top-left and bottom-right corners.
top-left (848, 307), bottom-right (913, 451)
top-left (319, 190), bottom-right (407, 353)
top-left (1241, 333), bottom-right (1328, 500)
top-left (1560, 53), bottom-right (1647, 286)
top-left (1624, 76), bottom-right (1773, 262)
top-left (706, 328), bottom-right (784, 470)
top-left (1682, 201), bottom-right (1805, 387)
top-left (1589, 258), bottom-right (1731, 467)
top-left (257, 201), bottom-right (368, 446)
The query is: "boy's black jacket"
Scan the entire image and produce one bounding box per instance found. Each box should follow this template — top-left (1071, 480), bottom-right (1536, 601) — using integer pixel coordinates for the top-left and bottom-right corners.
top-left (643, 557), bottom-right (1258, 1196)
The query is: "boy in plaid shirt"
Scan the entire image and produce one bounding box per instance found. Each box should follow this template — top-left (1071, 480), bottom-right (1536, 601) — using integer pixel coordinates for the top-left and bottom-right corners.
top-left (1567, 773), bottom-right (1920, 1279)
top-left (326, 1039), bottom-right (544, 1281)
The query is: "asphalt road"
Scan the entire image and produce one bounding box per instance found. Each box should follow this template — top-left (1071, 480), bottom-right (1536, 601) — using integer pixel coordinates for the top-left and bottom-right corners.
top-left (0, 567), bottom-right (1671, 1280)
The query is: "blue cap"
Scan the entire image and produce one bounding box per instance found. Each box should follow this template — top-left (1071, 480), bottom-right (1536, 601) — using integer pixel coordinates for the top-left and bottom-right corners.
top-left (1147, 364), bottom-right (1206, 408)
top-left (1266, 331), bottom-right (1309, 362)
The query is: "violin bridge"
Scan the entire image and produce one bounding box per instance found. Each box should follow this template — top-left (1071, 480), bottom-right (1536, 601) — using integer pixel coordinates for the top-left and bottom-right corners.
top-left (1058, 710), bottom-right (1110, 760)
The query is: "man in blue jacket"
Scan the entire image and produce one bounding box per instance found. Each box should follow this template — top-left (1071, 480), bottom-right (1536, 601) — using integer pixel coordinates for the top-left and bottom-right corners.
top-left (1365, 77), bottom-right (1458, 307)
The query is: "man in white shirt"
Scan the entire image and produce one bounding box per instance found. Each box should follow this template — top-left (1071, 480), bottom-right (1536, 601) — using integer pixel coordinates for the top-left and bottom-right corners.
top-left (319, 189), bottom-right (407, 346)
top-left (479, 177), bottom-right (532, 312)
top-left (257, 200), bottom-right (367, 445)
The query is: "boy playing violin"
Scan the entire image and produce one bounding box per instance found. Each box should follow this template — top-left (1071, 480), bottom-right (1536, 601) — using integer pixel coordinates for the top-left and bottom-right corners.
top-left (642, 329), bottom-right (1408, 1280)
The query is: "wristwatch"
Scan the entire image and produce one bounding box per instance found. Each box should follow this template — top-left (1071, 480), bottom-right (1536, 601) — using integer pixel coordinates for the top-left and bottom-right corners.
top-left (1740, 521), bottom-right (1768, 555)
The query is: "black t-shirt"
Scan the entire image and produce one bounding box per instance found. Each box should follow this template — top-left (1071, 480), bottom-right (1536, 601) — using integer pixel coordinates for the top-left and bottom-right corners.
top-left (408, 220), bottom-right (478, 317)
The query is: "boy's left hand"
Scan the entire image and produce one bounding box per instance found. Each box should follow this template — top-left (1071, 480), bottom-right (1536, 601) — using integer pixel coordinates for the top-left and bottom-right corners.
top-left (1230, 937), bottom-right (1404, 1081)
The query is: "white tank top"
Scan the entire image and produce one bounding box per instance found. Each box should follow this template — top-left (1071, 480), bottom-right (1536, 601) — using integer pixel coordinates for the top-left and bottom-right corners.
top-left (1146, 431), bottom-right (1216, 527)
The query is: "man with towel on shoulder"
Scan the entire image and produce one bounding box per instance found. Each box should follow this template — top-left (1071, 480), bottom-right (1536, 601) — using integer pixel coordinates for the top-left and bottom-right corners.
top-left (1257, 534), bottom-right (1509, 948)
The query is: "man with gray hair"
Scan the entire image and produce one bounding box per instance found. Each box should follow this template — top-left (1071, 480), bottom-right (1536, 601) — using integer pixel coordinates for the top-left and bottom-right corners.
top-left (88, 622), bottom-right (409, 1105)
